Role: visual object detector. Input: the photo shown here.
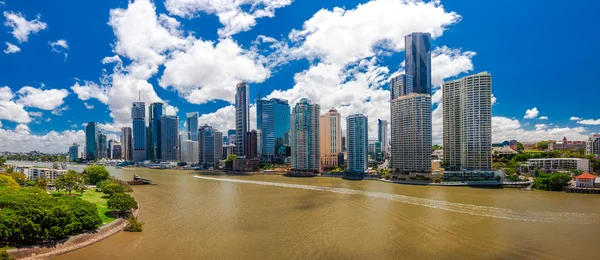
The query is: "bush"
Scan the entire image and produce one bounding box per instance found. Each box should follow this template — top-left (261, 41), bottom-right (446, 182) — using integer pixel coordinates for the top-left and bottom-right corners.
top-left (103, 183), bottom-right (125, 196)
top-left (1, 250), bottom-right (15, 260)
top-left (0, 175), bottom-right (20, 192)
top-left (83, 166), bottom-right (110, 185)
top-left (107, 193), bottom-right (138, 217)
top-left (533, 172), bottom-right (572, 191)
top-left (1, 172), bottom-right (26, 185)
top-left (125, 216), bottom-right (143, 232)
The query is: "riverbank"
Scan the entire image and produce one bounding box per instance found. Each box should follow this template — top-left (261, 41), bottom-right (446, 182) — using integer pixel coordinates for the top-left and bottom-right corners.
top-left (7, 207), bottom-right (139, 260)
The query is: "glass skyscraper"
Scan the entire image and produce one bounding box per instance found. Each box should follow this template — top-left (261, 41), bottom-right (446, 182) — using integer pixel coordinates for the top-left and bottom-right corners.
top-left (121, 127), bottom-right (132, 161)
top-left (132, 101), bottom-right (146, 162)
top-left (347, 114), bottom-right (368, 173)
top-left (405, 32), bottom-right (432, 94)
top-left (186, 112), bottom-right (199, 141)
top-left (202, 127), bottom-right (223, 166)
top-left (290, 98), bottom-right (320, 172)
top-left (160, 115), bottom-right (179, 161)
top-left (98, 132), bottom-right (107, 159)
top-left (257, 98), bottom-right (290, 159)
top-left (85, 122), bottom-right (98, 161)
top-left (390, 74), bottom-right (412, 100)
top-left (377, 119), bottom-right (388, 158)
top-left (235, 82), bottom-right (249, 157)
top-left (149, 102), bottom-right (164, 161)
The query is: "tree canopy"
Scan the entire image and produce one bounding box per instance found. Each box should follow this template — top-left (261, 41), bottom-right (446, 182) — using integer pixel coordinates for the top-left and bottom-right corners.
top-left (107, 193), bottom-right (138, 216)
top-left (83, 166), bottom-right (110, 185)
top-left (103, 183), bottom-right (125, 196)
top-left (55, 170), bottom-right (86, 195)
top-left (533, 172), bottom-right (572, 191)
top-left (0, 175), bottom-right (20, 192)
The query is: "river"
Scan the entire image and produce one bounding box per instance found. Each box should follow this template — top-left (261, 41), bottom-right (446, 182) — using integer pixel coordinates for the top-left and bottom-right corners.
top-left (22, 165), bottom-right (598, 259)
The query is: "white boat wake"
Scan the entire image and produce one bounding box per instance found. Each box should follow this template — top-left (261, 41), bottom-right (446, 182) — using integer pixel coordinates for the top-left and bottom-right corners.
top-left (193, 176), bottom-right (600, 225)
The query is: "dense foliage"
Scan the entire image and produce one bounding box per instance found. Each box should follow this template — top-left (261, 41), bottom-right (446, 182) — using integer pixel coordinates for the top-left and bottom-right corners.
top-left (3, 154), bottom-right (66, 162)
top-left (224, 154), bottom-right (238, 169)
top-left (125, 216), bottom-right (143, 232)
top-left (55, 170), bottom-right (87, 195)
top-left (103, 183), bottom-right (125, 195)
top-left (97, 177), bottom-right (133, 192)
top-left (532, 172), bottom-right (572, 191)
top-left (107, 193), bottom-right (138, 216)
top-left (0, 176), bottom-right (20, 192)
top-left (0, 250), bottom-right (15, 260)
top-left (83, 166), bottom-right (110, 185)
top-left (0, 187), bottom-right (102, 246)
top-left (1, 172), bottom-right (26, 185)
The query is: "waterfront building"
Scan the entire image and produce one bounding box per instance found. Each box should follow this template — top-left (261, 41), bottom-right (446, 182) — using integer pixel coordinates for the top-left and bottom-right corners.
top-left (181, 139), bottom-right (199, 165)
top-left (107, 139), bottom-right (113, 159)
top-left (85, 122), bottom-right (98, 161)
top-left (132, 101), bottom-right (146, 162)
top-left (347, 114), bottom-right (368, 173)
top-left (121, 127), bottom-right (132, 161)
top-left (390, 74), bottom-right (412, 100)
top-left (69, 143), bottom-right (79, 162)
top-left (28, 168), bottom-right (66, 183)
top-left (257, 98), bottom-right (291, 160)
top-left (405, 32), bottom-right (432, 95)
top-left (378, 119), bottom-right (388, 158)
top-left (235, 82), bottom-right (250, 157)
top-left (222, 144), bottom-right (236, 160)
top-left (319, 108), bottom-right (342, 170)
top-left (245, 130), bottom-right (258, 159)
top-left (549, 136), bottom-right (587, 151)
top-left (160, 115), bottom-right (179, 161)
top-left (113, 143), bottom-right (122, 160)
top-left (390, 93), bottom-right (432, 174)
top-left (290, 98), bottom-right (320, 172)
top-left (525, 158), bottom-right (590, 173)
top-left (98, 132), bottom-right (107, 159)
top-left (575, 173), bottom-right (596, 188)
top-left (186, 112), bottom-right (199, 142)
top-left (149, 102), bottom-right (164, 161)
top-left (443, 72), bottom-right (492, 171)
top-left (586, 134), bottom-right (600, 155)
top-left (202, 128), bottom-right (223, 166)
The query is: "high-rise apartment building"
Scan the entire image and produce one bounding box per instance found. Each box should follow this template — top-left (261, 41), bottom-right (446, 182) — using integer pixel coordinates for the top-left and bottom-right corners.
top-left (235, 82), bottom-right (249, 157)
top-left (85, 122), bottom-right (98, 161)
top-left (112, 143), bottom-right (122, 160)
top-left (69, 143), bottom-right (79, 162)
top-left (319, 108), bottom-right (342, 170)
top-left (443, 72), bottom-right (492, 171)
top-left (347, 114), bottom-right (368, 173)
top-left (377, 119), bottom-right (388, 158)
top-left (257, 98), bottom-right (290, 160)
top-left (390, 74), bottom-right (412, 100)
top-left (290, 98), bottom-right (320, 172)
top-left (186, 112), bottom-right (199, 142)
top-left (202, 128), bottom-right (223, 166)
top-left (181, 139), bottom-right (199, 164)
top-left (198, 124), bottom-right (212, 164)
top-left (405, 32), bottom-right (432, 95)
top-left (121, 127), bottom-right (132, 160)
top-left (149, 102), bottom-right (164, 161)
top-left (132, 101), bottom-right (146, 162)
top-left (586, 134), bottom-right (600, 155)
top-left (391, 93), bottom-right (432, 174)
top-left (160, 115), bottom-right (179, 161)
top-left (98, 132), bottom-right (107, 159)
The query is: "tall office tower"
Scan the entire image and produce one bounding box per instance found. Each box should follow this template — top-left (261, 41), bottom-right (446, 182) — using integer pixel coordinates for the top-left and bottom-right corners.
top-left (197, 124), bottom-right (212, 164)
top-left (290, 98), bottom-right (321, 172)
top-left (181, 139), bottom-right (199, 164)
top-left (443, 72), bottom-right (492, 171)
top-left (112, 143), bottom-right (122, 160)
top-left (390, 74), bottom-right (412, 100)
top-left (587, 134), bottom-right (600, 155)
top-left (227, 129), bottom-right (236, 145)
top-left (85, 122), bottom-right (98, 161)
top-left (405, 32), bottom-right (432, 94)
top-left (235, 82), bottom-right (249, 157)
top-left (368, 140), bottom-right (383, 161)
top-left (390, 93), bottom-right (432, 174)
top-left (69, 143), bottom-right (79, 162)
top-left (149, 102), bottom-right (164, 161)
top-left (202, 128), bottom-right (223, 166)
top-left (257, 98), bottom-right (291, 160)
top-left (346, 114), bottom-right (368, 173)
top-left (160, 115), bottom-right (179, 161)
top-left (186, 112), bottom-right (199, 141)
top-left (341, 136), bottom-right (346, 152)
top-left (132, 101), bottom-right (146, 162)
top-left (377, 119), bottom-right (388, 158)
top-left (120, 127), bottom-right (132, 161)
top-left (245, 130), bottom-right (258, 159)
top-left (107, 140), bottom-right (113, 159)
top-left (98, 132), bottom-right (107, 159)
top-left (319, 108), bottom-right (342, 170)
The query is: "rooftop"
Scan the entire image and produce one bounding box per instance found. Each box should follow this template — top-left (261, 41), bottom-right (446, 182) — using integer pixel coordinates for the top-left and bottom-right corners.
top-left (576, 173), bottom-right (596, 180)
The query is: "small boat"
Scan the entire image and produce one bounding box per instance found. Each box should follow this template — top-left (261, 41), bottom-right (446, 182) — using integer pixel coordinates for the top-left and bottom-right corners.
top-left (127, 173), bottom-right (153, 185)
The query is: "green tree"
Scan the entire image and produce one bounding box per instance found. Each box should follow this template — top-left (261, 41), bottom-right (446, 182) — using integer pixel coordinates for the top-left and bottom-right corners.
top-left (0, 250), bottom-right (15, 260)
top-left (517, 142), bottom-right (524, 151)
top-left (103, 183), bottom-right (125, 196)
top-left (125, 215), bottom-right (143, 232)
top-left (0, 175), bottom-right (20, 192)
top-left (35, 177), bottom-right (49, 190)
top-left (2, 172), bottom-right (26, 185)
top-left (5, 166), bottom-right (13, 174)
top-left (224, 154), bottom-right (238, 169)
top-left (432, 144), bottom-right (442, 150)
top-left (52, 161), bottom-right (60, 170)
top-left (533, 172), bottom-right (572, 191)
top-left (55, 170), bottom-right (87, 195)
top-left (536, 141), bottom-right (549, 150)
top-left (83, 165), bottom-right (110, 185)
top-left (107, 193), bottom-right (138, 216)
top-left (0, 157), bottom-right (6, 167)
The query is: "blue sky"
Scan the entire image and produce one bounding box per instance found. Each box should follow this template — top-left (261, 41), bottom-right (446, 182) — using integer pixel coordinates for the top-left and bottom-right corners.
top-left (0, 0), bottom-right (599, 152)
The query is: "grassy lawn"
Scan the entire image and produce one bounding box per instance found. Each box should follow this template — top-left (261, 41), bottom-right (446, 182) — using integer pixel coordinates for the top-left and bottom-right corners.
top-left (52, 190), bottom-right (116, 225)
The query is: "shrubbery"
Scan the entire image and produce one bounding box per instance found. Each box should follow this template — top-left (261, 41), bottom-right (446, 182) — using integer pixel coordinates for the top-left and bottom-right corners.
top-left (83, 166), bottom-right (110, 185)
top-left (533, 172), bottom-right (572, 191)
top-left (103, 183), bottom-right (125, 196)
top-left (0, 175), bottom-right (19, 192)
top-left (125, 216), bottom-right (143, 232)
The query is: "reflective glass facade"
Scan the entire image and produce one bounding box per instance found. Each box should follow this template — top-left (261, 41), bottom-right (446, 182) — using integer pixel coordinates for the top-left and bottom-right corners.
top-left (132, 102), bottom-right (146, 162)
top-left (257, 98), bottom-right (290, 158)
top-left (85, 122), bottom-right (98, 160)
top-left (149, 102), bottom-right (164, 161)
top-left (405, 32), bottom-right (432, 95)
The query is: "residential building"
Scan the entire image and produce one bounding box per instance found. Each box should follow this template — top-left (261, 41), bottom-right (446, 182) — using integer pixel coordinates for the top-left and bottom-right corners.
top-left (319, 108), bottom-right (342, 170)
top-left (203, 128), bottom-right (223, 166)
top-left (575, 173), bottom-right (596, 188)
top-left (549, 137), bottom-right (586, 151)
top-left (347, 114), bottom-right (368, 173)
top-left (492, 146), bottom-right (518, 157)
top-left (378, 119), bottom-right (388, 158)
top-left (404, 32), bottom-right (432, 95)
top-left (390, 93), bottom-right (432, 174)
top-left (586, 134), bottom-right (600, 155)
top-left (431, 150), bottom-right (443, 160)
top-left (235, 82), bottom-right (250, 157)
top-left (186, 112), bottom-right (199, 141)
top-left (181, 139), bottom-right (199, 165)
top-left (121, 127), bottom-right (132, 160)
top-left (368, 140), bottom-right (383, 161)
top-left (112, 143), bottom-right (122, 160)
top-left (85, 122), bottom-right (98, 160)
top-left (290, 98), bottom-right (321, 172)
top-left (29, 168), bottom-right (66, 183)
top-left (443, 72), bottom-right (492, 171)
top-left (526, 158), bottom-right (590, 173)
top-left (257, 98), bottom-right (291, 160)
top-left (132, 101), bottom-right (146, 162)
top-left (198, 124), bottom-right (212, 164)
top-left (149, 102), bottom-right (164, 161)
top-left (245, 130), bottom-right (258, 159)
top-left (390, 74), bottom-right (412, 101)
top-left (69, 143), bottom-right (79, 162)
top-left (98, 132), bottom-right (107, 159)
top-left (160, 115), bottom-right (179, 161)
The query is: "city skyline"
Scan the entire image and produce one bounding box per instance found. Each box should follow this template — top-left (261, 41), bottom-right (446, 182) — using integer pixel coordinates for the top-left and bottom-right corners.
top-left (1, 0), bottom-right (600, 153)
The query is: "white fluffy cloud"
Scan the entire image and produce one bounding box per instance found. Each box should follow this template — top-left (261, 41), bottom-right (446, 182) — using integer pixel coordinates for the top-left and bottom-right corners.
top-left (523, 107), bottom-right (539, 119)
top-left (49, 39), bottom-right (69, 60)
top-left (198, 105), bottom-right (235, 132)
top-left (3, 11), bottom-right (47, 43)
top-left (0, 86), bottom-right (31, 123)
top-left (570, 116), bottom-right (582, 121)
top-left (159, 38), bottom-right (270, 104)
top-left (492, 116), bottom-right (588, 142)
top-left (539, 116), bottom-right (548, 120)
top-left (70, 81), bottom-right (110, 104)
top-left (164, 0), bottom-right (293, 37)
top-left (577, 119), bottom-right (600, 125)
top-left (0, 124), bottom-right (85, 153)
top-left (16, 86), bottom-right (69, 111)
top-left (3, 42), bottom-right (20, 54)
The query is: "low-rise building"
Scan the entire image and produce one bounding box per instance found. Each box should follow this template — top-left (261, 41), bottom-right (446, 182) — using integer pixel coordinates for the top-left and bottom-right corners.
top-left (431, 150), bottom-right (443, 160)
top-left (492, 146), bottom-right (518, 157)
top-left (233, 158), bottom-right (260, 172)
top-left (526, 158), bottom-right (590, 173)
top-left (549, 137), bottom-right (586, 151)
top-left (575, 173), bottom-right (596, 188)
top-left (442, 170), bottom-right (503, 182)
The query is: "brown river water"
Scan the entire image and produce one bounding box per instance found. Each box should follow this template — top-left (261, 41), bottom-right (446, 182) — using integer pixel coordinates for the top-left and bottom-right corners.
top-left (50, 166), bottom-right (600, 259)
